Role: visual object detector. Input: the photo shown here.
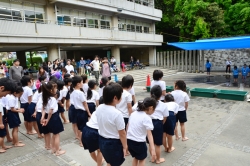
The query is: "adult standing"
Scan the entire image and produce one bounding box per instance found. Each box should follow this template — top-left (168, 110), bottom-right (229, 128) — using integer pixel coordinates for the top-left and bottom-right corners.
top-left (60, 59), bottom-right (65, 68)
top-left (37, 66), bottom-right (48, 81)
top-left (79, 57), bottom-right (86, 75)
top-left (71, 59), bottom-right (77, 74)
top-left (48, 61), bottom-right (53, 75)
top-left (53, 59), bottom-right (60, 71)
top-left (130, 56), bottom-right (134, 69)
top-left (9, 59), bottom-right (23, 82)
top-left (65, 59), bottom-right (74, 74)
top-left (100, 57), bottom-right (111, 80)
top-left (2, 61), bottom-right (8, 78)
top-left (226, 58), bottom-right (232, 74)
top-left (90, 55), bottom-right (100, 84)
top-left (42, 62), bottom-right (48, 73)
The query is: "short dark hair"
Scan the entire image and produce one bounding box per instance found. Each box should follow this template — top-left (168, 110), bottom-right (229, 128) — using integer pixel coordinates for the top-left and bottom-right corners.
top-left (153, 70), bottom-right (163, 80)
top-left (0, 78), bottom-right (17, 93)
top-left (122, 75), bottom-right (134, 89)
top-left (103, 82), bottom-right (123, 104)
top-left (99, 96), bottom-right (104, 105)
top-left (175, 80), bottom-right (186, 92)
top-left (137, 97), bottom-right (157, 111)
top-left (20, 76), bottom-right (32, 87)
top-left (150, 85), bottom-right (162, 100)
top-left (14, 86), bottom-right (24, 94)
top-left (64, 78), bottom-right (72, 85)
top-left (2, 61), bottom-right (6, 65)
top-left (13, 59), bottom-right (19, 63)
top-left (70, 70), bottom-right (74, 73)
top-left (72, 76), bottom-right (82, 88)
top-left (165, 94), bottom-right (174, 102)
top-left (64, 73), bottom-right (71, 79)
top-left (57, 80), bottom-right (65, 91)
top-left (49, 76), bottom-right (57, 81)
top-left (39, 76), bottom-right (47, 82)
top-left (81, 75), bottom-right (88, 83)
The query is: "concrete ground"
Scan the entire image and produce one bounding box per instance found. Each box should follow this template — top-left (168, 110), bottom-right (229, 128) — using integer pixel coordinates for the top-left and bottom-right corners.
top-left (1, 68), bottom-right (250, 166)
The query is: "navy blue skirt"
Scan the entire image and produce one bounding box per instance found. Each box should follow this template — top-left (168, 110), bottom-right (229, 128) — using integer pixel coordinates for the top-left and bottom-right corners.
top-left (7, 110), bottom-right (21, 129)
top-left (124, 118), bottom-right (129, 127)
top-left (42, 113), bottom-right (50, 135)
top-left (147, 119), bottom-right (163, 146)
top-left (163, 111), bottom-right (176, 135)
top-left (76, 109), bottom-right (88, 131)
top-left (21, 103), bottom-right (30, 122)
top-left (0, 117), bottom-right (6, 137)
top-left (99, 136), bottom-right (125, 166)
top-left (128, 139), bottom-right (147, 160)
top-left (82, 126), bottom-right (99, 153)
top-left (36, 112), bottom-right (44, 134)
top-left (27, 102), bottom-right (36, 122)
top-left (176, 111), bottom-right (187, 123)
top-left (87, 103), bottom-right (96, 115)
top-left (58, 104), bottom-right (65, 113)
top-left (47, 111), bottom-right (64, 134)
top-left (3, 107), bottom-right (7, 124)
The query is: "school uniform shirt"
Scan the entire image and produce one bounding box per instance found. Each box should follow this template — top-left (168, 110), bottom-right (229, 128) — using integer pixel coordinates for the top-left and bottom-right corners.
top-left (45, 97), bottom-right (58, 114)
top-left (6, 95), bottom-right (19, 110)
top-left (58, 86), bottom-right (68, 101)
top-left (0, 102), bottom-right (4, 116)
top-left (87, 90), bottom-right (100, 105)
top-left (129, 86), bottom-right (135, 96)
top-left (1, 97), bottom-right (7, 108)
top-left (150, 100), bottom-right (169, 120)
top-left (96, 104), bottom-right (125, 139)
top-left (82, 83), bottom-right (89, 96)
top-left (20, 86), bottom-right (33, 104)
top-left (36, 98), bottom-right (43, 113)
top-left (165, 102), bottom-right (179, 114)
top-left (116, 90), bottom-right (132, 118)
top-left (32, 91), bottom-right (41, 103)
top-left (99, 87), bottom-right (104, 97)
top-left (70, 89), bottom-right (87, 110)
top-left (127, 111), bottom-right (154, 142)
top-left (171, 90), bottom-right (190, 111)
top-left (86, 111), bottom-right (98, 130)
top-left (150, 80), bottom-right (166, 100)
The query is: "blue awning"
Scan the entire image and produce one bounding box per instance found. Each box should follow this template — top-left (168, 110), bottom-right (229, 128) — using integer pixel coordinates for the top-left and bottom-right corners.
top-left (167, 36), bottom-right (250, 50)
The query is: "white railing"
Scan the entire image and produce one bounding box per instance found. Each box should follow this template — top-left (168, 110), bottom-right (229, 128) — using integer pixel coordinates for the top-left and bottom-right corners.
top-left (0, 20), bottom-right (163, 43)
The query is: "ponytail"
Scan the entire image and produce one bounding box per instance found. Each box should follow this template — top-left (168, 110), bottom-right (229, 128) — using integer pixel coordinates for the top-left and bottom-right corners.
top-left (87, 80), bottom-right (97, 100)
top-left (42, 81), bottom-right (57, 106)
top-left (99, 77), bottom-right (109, 88)
top-left (87, 88), bottom-right (93, 100)
top-left (150, 85), bottom-right (162, 100)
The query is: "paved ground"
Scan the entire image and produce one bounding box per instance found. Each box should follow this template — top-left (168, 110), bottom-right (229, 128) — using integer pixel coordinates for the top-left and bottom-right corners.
top-left (1, 67), bottom-right (250, 166)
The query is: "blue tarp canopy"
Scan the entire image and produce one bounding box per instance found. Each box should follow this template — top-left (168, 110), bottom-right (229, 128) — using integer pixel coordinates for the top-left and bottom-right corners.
top-left (167, 36), bottom-right (250, 50)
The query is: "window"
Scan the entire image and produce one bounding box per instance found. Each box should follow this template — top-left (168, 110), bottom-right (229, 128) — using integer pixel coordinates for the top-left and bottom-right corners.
top-left (127, 24), bottom-right (135, 32)
top-left (100, 20), bottom-right (110, 29)
top-left (144, 27), bottom-right (149, 33)
top-left (11, 9), bottom-right (22, 21)
top-left (73, 18), bottom-right (86, 27)
top-left (87, 19), bottom-right (98, 28)
top-left (136, 25), bottom-right (142, 33)
top-left (57, 15), bottom-right (71, 26)
top-left (25, 10), bottom-right (35, 22)
top-left (0, 7), bottom-right (12, 20)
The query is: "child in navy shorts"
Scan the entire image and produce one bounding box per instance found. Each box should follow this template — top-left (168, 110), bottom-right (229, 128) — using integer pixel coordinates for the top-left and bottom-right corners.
top-left (20, 76), bottom-right (34, 135)
top-left (163, 94), bottom-right (179, 153)
top-left (1, 96), bottom-right (12, 142)
top-left (171, 80), bottom-right (190, 141)
top-left (86, 80), bottom-right (99, 115)
top-left (96, 83), bottom-right (127, 166)
top-left (146, 85), bottom-right (169, 164)
top-left (63, 74), bottom-right (71, 111)
top-left (41, 81), bottom-right (65, 156)
top-left (57, 80), bottom-right (69, 123)
top-left (6, 86), bottom-right (25, 147)
top-left (127, 97), bottom-right (156, 166)
top-left (71, 76), bottom-right (91, 147)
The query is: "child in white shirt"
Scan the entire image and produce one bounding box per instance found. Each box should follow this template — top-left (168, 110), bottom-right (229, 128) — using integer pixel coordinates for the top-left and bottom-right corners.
top-left (151, 70), bottom-right (166, 101)
top-left (98, 77), bottom-right (109, 97)
top-left (127, 97), bottom-right (156, 166)
top-left (86, 80), bottom-right (99, 115)
top-left (171, 80), bottom-right (190, 141)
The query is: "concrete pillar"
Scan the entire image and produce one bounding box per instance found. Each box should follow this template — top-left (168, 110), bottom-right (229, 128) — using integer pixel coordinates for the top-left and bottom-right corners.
top-left (181, 51), bottom-right (184, 71)
top-left (157, 52), bottom-right (160, 66)
top-left (185, 50), bottom-right (188, 72)
top-left (16, 51), bottom-right (26, 67)
top-left (150, 24), bottom-right (155, 34)
top-left (45, 2), bottom-right (57, 24)
top-left (47, 45), bottom-right (59, 62)
top-left (193, 50), bottom-right (196, 73)
top-left (189, 50), bottom-right (192, 73)
top-left (149, 47), bottom-right (156, 66)
top-left (170, 51), bottom-right (173, 69)
top-left (111, 46), bottom-right (120, 68)
top-left (167, 51), bottom-right (170, 68)
top-left (177, 51), bottom-right (180, 71)
top-left (197, 50), bottom-right (200, 72)
top-left (160, 52), bottom-right (163, 67)
top-left (201, 50), bottom-right (205, 73)
top-left (111, 15), bottom-right (118, 30)
top-left (163, 51), bottom-right (166, 68)
top-left (173, 51), bottom-right (176, 69)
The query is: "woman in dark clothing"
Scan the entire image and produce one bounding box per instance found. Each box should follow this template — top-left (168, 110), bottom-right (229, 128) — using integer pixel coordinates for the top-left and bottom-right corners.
top-left (42, 62), bottom-right (49, 72)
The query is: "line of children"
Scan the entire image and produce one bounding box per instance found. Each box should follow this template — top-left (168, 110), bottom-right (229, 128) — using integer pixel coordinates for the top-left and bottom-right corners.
top-left (86, 80), bottom-right (99, 114)
top-left (151, 70), bottom-right (166, 102)
top-left (57, 80), bottom-right (69, 123)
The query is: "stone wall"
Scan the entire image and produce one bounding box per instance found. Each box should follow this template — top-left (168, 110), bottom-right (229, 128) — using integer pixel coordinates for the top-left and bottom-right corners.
top-left (205, 49), bottom-right (250, 71)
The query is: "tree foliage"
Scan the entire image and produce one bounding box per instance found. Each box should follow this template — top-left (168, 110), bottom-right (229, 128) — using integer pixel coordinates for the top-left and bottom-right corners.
top-left (156, 0), bottom-right (250, 42)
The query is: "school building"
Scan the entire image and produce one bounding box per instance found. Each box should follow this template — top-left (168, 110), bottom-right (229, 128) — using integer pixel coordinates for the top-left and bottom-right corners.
top-left (0, 0), bottom-right (163, 66)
